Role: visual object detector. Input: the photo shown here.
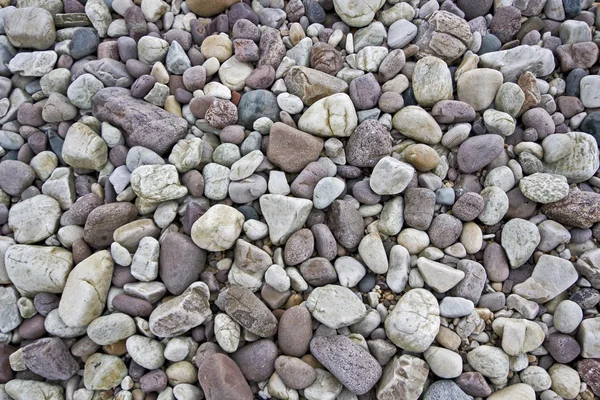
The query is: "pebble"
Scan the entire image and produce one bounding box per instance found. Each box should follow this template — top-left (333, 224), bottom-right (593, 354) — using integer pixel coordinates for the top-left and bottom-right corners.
top-left (385, 289), bottom-right (440, 352)
top-left (310, 335), bottom-right (382, 395)
top-left (306, 285), bottom-right (367, 329)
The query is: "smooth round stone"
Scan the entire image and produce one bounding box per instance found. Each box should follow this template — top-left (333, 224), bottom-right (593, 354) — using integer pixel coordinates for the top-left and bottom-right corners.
top-left (487, 383), bottom-right (535, 400)
top-left (313, 177), bottom-right (345, 209)
top-left (495, 82), bottom-right (525, 117)
top-left (457, 69), bottom-right (504, 112)
top-left (478, 186), bottom-right (509, 225)
top-left (392, 106), bottom-right (442, 144)
top-left (520, 366), bottom-right (552, 391)
top-left (549, 364), bottom-right (580, 399)
top-left (388, 19), bottom-right (418, 49)
top-left (439, 297), bottom-right (475, 318)
top-left (274, 355), bottom-right (316, 390)
top-left (412, 56), bottom-right (453, 108)
top-left (424, 346), bottom-right (463, 379)
top-left (553, 300), bottom-right (582, 333)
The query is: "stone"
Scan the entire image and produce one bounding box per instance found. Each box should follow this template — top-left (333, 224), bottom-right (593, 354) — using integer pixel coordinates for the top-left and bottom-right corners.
top-left (306, 284), bottom-right (367, 329)
top-left (460, 75), bottom-right (505, 116)
top-left (487, 384), bottom-right (535, 400)
top-left (333, 0), bottom-right (385, 27)
top-left (370, 156), bottom-right (415, 195)
top-left (159, 232), bottom-right (206, 296)
top-left (417, 258), bottom-right (465, 292)
top-left (545, 333), bottom-right (581, 363)
top-left (237, 89), bottom-right (279, 129)
top-left (87, 313), bottom-right (136, 345)
top-left (346, 120), bottom-right (392, 168)
top-left (549, 364), bottom-right (580, 399)
top-left (215, 285), bottom-right (278, 337)
top-left (392, 106), bottom-right (442, 144)
top-left (68, 73), bottom-right (104, 109)
top-left (423, 380), bottom-right (470, 400)
top-left (62, 122), bottom-right (108, 170)
top-left (385, 288), bottom-right (440, 352)
top-left (544, 132), bottom-right (599, 183)
top-left (501, 218), bottom-right (540, 268)
top-left (5, 8), bottom-right (55, 50)
top-left (267, 122), bottom-right (323, 173)
top-left (513, 254), bottom-right (578, 303)
top-left (466, 345), bottom-right (509, 381)
top-left (19, 338), bottom-right (75, 382)
top-left (578, 317), bottom-right (600, 358)
top-left (260, 194), bottom-right (313, 245)
top-left (8, 51), bottom-right (57, 77)
top-left (93, 87), bottom-right (187, 155)
top-left (493, 317), bottom-right (545, 356)
top-left (83, 353), bottom-right (127, 390)
top-left (415, 11), bottom-right (473, 63)
top-left (424, 346), bottom-right (463, 379)
top-left (191, 205), bottom-right (244, 251)
top-left (412, 56), bottom-right (453, 108)
top-left (0, 287), bottom-right (20, 334)
top-left (126, 335), bottom-right (164, 369)
top-left (480, 46), bottom-right (555, 82)
top-left (519, 173), bottom-right (569, 204)
top-left (298, 93), bottom-right (357, 138)
top-left (541, 191), bottom-right (600, 229)
top-left (310, 335), bottom-right (381, 395)
top-left (227, 239), bottom-right (272, 292)
top-left (457, 134), bottom-right (504, 173)
top-left (85, 0), bottom-right (111, 37)
top-left (58, 250), bottom-right (113, 327)
top-left (388, 19), bottom-right (418, 49)
top-left (83, 202), bottom-right (138, 249)
top-left (5, 245), bottom-right (72, 297)
top-left (198, 353), bottom-right (253, 399)
top-left (376, 355), bottom-right (429, 400)
top-left (4, 380), bottom-right (64, 400)
top-left (284, 66), bottom-right (349, 106)
top-left (131, 164), bottom-right (187, 203)
top-left (274, 355), bottom-right (316, 389)
top-left (8, 195), bottom-right (61, 244)
top-left (231, 339), bottom-right (277, 383)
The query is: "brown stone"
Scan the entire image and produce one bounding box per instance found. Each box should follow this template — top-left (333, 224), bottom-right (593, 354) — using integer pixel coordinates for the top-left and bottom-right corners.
top-left (267, 122), bottom-right (323, 173)
top-left (198, 353), bottom-right (253, 400)
top-left (278, 305), bottom-right (313, 357)
top-left (83, 203), bottom-right (138, 248)
top-left (186, 0), bottom-right (242, 17)
top-left (542, 191), bottom-right (600, 228)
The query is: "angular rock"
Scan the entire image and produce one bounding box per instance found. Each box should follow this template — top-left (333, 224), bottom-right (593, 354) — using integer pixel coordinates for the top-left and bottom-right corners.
top-left (149, 282), bottom-right (212, 338)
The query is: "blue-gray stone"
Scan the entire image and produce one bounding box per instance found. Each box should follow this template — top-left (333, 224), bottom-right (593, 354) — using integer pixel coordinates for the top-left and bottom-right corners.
top-left (478, 34), bottom-right (501, 55)
top-left (71, 28), bottom-right (99, 60)
top-left (566, 68), bottom-right (587, 97)
top-left (581, 111), bottom-right (600, 144)
top-left (237, 89), bottom-right (280, 129)
top-left (423, 380), bottom-right (471, 400)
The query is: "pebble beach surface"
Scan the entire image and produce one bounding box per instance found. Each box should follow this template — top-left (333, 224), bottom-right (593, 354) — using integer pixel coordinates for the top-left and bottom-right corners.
top-left (0, 0), bottom-right (600, 399)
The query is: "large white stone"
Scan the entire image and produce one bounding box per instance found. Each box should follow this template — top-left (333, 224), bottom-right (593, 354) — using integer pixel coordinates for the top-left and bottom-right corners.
top-left (58, 250), bottom-right (114, 327)
top-left (259, 194), bottom-right (313, 245)
top-left (190, 204), bottom-right (244, 251)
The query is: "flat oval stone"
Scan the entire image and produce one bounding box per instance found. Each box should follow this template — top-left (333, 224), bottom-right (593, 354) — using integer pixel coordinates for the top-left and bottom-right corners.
top-left (215, 285), bottom-right (278, 337)
top-left (310, 335), bottom-right (382, 395)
